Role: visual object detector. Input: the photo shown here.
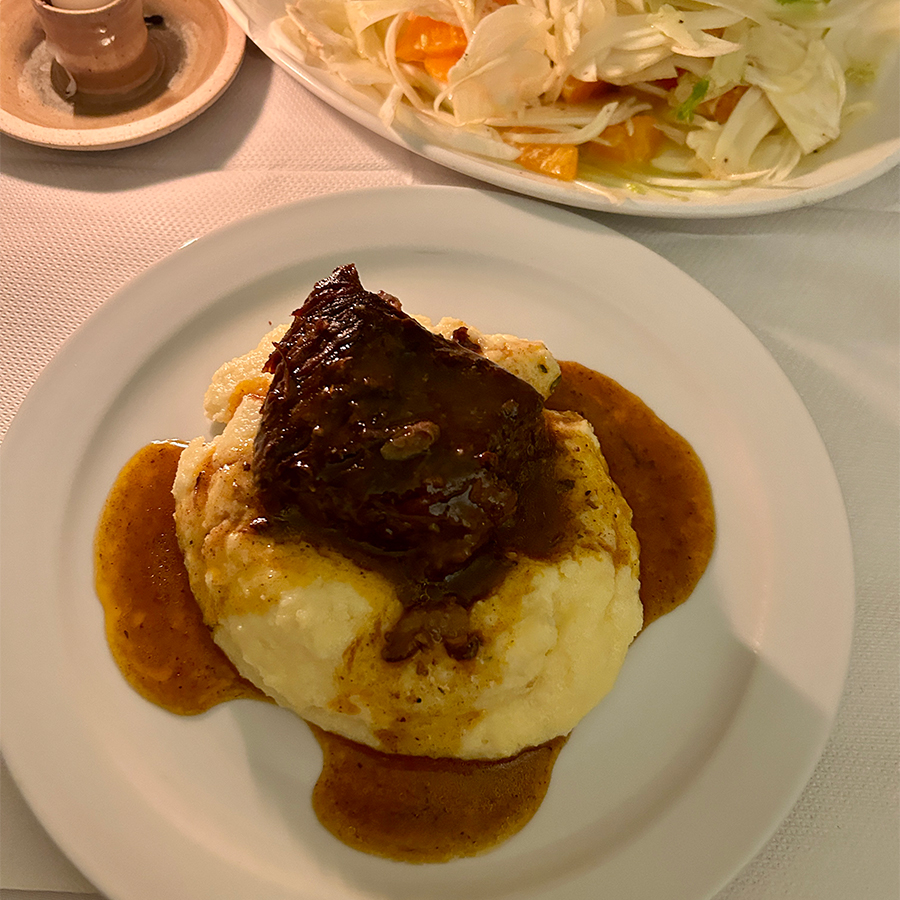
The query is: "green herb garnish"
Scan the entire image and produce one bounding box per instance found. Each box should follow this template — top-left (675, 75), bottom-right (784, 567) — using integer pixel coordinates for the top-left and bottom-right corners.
top-left (675, 78), bottom-right (710, 122)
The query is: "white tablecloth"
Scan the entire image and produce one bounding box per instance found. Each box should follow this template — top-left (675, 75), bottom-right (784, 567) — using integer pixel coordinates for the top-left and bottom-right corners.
top-left (1, 41), bottom-right (898, 900)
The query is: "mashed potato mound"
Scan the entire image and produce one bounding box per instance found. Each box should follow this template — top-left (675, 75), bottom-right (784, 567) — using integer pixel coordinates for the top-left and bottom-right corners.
top-left (173, 318), bottom-right (642, 760)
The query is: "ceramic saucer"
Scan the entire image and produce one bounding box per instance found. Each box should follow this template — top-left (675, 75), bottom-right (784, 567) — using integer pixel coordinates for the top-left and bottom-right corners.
top-left (0, 0), bottom-right (245, 150)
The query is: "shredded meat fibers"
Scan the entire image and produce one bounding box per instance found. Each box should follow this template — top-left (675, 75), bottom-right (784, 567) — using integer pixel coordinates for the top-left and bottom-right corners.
top-left (252, 264), bottom-right (557, 659)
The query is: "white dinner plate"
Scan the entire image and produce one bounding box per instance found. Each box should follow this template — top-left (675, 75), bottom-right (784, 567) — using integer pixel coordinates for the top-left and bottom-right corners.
top-left (219, 0), bottom-right (899, 218)
top-left (1, 186), bottom-right (853, 900)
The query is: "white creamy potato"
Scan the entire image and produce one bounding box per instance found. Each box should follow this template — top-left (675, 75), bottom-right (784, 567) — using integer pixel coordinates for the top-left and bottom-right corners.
top-left (173, 317), bottom-right (642, 760)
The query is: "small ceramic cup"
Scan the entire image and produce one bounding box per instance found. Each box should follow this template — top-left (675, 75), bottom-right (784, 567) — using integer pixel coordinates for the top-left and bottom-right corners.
top-left (32, 0), bottom-right (159, 96)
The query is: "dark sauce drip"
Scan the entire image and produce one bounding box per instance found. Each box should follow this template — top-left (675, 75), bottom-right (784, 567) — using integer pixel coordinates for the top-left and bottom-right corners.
top-left (309, 723), bottom-right (567, 862)
top-left (252, 265), bottom-right (569, 661)
top-left (547, 361), bottom-right (715, 627)
top-left (94, 441), bottom-right (267, 714)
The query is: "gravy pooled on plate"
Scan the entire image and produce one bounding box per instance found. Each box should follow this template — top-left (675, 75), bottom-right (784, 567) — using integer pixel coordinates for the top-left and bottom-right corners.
top-left (95, 265), bottom-right (714, 861)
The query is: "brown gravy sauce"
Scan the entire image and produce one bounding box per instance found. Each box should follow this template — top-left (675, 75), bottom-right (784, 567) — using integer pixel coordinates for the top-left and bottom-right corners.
top-left (310, 724), bottom-right (567, 861)
top-left (94, 441), bottom-right (267, 715)
top-left (93, 363), bottom-right (715, 861)
top-left (547, 361), bottom-right (715, 628)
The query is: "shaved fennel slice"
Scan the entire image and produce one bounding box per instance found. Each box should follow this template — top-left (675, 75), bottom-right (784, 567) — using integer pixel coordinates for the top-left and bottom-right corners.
top-left (378, 84), bottom-right (405, 127)
top-left (569, 6), bottom-right (746, 84)
top-left (392, 103), bottom-right (521, 160)
top-left (485, 98), bottom-right (639, 129)
top-left (504, 101), bottom-right (619, 144)
top-left (278, 11), bottom-right (394, 86)
top-left (686, 86), bottom-right (780, 177)
top-left (649, 5), bottom-right (743, 58)
top-left (445, 5), bottom-right (554, 123)
top-left (383, 13), bottom-right (431, 114)
top-left (502, 97), bottom-right (650, 144)
top-left (745, 22), bottom-right (846, 154)
top-left (344, 0), bottom-right (440, 37)
top-left (749, 134), bottom-right (803, 183)
top-left (707, 22), bottom-right (749, 97)
top-left (283, 1), bottom-right (358, 63)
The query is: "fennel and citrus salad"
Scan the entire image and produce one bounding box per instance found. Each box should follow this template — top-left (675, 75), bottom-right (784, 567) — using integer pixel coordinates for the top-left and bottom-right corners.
top-left (274, 0), bottom-right (898, 197)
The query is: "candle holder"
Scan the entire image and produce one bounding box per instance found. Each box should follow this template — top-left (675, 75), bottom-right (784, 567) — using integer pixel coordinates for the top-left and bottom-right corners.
top-left (31, 0), bottom-right (164, 102)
